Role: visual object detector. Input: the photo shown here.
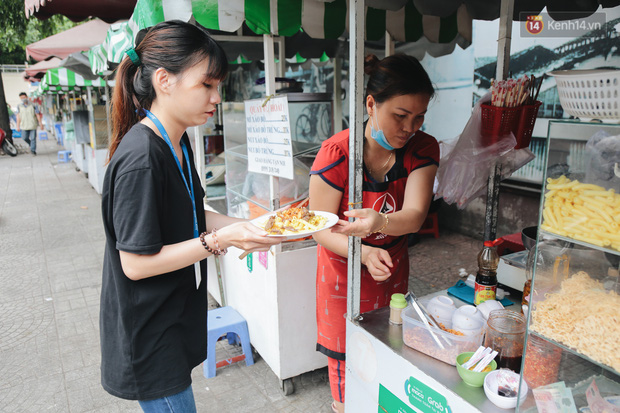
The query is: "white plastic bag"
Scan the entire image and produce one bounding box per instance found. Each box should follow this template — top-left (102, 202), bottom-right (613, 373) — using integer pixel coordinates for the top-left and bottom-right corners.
top-left (435, 93), bottom-right (534, 209)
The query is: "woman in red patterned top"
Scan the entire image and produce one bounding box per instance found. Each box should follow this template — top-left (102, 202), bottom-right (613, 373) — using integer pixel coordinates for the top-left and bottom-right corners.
top-left (309, 54), bottom-right (439, 413)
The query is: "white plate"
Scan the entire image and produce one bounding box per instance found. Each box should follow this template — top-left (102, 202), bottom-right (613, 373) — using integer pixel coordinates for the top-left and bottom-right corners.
top-left (250, 210), bottom-right (339, 240)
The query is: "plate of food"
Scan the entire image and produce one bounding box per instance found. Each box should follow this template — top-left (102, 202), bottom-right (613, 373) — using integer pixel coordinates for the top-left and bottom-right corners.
top-left (251, 207), bottom-right (339, 240)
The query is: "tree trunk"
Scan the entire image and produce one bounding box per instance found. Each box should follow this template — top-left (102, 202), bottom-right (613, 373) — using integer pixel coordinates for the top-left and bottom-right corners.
top-left (0, 73), bottom-right (13, 142)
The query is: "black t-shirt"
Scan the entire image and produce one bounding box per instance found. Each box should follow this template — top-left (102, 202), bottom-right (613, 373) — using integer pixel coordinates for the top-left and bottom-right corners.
top-left (100, 123), bottom-right (208, 401)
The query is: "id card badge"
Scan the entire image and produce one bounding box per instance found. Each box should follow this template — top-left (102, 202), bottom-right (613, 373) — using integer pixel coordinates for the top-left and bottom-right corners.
top-left (194, 262), bottom-right (202, 289)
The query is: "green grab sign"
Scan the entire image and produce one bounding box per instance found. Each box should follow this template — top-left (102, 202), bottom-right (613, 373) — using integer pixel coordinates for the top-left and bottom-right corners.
top-left (247, 253), bottom-right (253, 273)
top-left (378, 384), bottom-right (415, 413)
top-left (404, 377), bottom-right (452, 413)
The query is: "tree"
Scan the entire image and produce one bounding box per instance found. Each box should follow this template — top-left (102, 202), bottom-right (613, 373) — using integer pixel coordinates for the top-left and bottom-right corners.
top-left (0, 0), bottom-right (77, 141)
top-left (1, 0), bottom-right (77, 64)
top-left (0, 0), bottom-right (28, 64)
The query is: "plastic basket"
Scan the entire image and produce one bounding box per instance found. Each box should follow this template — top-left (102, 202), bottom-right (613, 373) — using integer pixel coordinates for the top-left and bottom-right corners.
top-left (480, 104), bottom-right (521, 145)
top-left (550, 69), bottom-right (620, 121)
top-left (513, 101), bottom-right (542, 149)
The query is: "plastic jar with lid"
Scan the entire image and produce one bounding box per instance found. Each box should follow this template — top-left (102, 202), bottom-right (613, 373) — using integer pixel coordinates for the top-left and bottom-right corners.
top-left (389, 293), bottom-right (407, 325)
top-left (523, 334), bottom-right (562, 389)
top-left (483, 310), bottom-right (526, 373)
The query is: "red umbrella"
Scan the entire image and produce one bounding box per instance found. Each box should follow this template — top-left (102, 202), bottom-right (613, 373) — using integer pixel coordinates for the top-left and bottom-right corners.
top-left (23, 57), bottom-right (62, 82)
top-left (24, 0), bottom-right (136, 23)
top-left (25, 19), bottom-right (110, 62)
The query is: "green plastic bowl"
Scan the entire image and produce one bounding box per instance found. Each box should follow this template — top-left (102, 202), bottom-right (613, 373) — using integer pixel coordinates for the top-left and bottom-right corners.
top-left (456, 352), bottom-right (497, 387)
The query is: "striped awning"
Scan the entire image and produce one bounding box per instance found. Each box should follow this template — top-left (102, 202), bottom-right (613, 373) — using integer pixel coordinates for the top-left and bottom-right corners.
top-left (89, 0), bottom-right (472, 74)
top-left (194, 0), bottom-right (471, 44)
top-left (40, 67), bottom-right (107, 94)
top-left (89, 19), bottom-right (139, 75)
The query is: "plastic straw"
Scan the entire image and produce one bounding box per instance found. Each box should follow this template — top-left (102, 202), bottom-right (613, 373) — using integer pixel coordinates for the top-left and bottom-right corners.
top-left (407, 295), bottom-right (445, 350)
top-left (463, 347), bottom-right (492, 370)
top-left (472, 351), bottom-right (498, 372)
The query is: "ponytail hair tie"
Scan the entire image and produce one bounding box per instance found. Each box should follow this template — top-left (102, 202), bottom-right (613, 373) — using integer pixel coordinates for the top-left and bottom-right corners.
top-left (125, 48), bottom-right (142, 67)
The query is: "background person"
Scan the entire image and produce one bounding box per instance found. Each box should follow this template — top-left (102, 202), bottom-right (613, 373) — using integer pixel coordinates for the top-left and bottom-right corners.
top-left (16, 92), bottom-right (41, 155)
top-left (101, 21), bottom-right (282, 413)
top-left (7, 103), bottom-right (17, 129)
top-left (309, 54), bottom-right (439, 413)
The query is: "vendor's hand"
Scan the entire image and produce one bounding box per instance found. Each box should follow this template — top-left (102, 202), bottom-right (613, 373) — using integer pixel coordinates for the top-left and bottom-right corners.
top-left (361, 246), bottom-right (393, 281)
top-left (16, 127), bottom-right (20, 132)
top-left (331, 208), bottom-right (385, 238)
top-left (216, 221), bottom-right (282, 253)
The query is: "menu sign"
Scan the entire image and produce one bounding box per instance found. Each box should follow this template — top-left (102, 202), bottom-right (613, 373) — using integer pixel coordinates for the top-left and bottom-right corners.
top-left (245, 96), bottom-right (294, 180)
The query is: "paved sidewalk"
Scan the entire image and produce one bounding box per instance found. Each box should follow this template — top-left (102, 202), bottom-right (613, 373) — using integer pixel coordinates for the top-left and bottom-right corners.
top-left (0, 138), bottom-right (480, 412)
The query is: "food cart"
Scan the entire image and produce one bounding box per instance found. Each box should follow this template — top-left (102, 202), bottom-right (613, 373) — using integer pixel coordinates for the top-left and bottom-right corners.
top-left (38, 67), bottom-right (111, 193)
top-left (343, 1), bottom-right (620, 412)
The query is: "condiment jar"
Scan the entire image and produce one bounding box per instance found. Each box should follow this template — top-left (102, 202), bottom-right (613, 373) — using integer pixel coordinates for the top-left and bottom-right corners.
top-left (484, 310), bottom-right (526, 373)
top-left (389, 293), bottom-right (407, 325)
top-left (522, 334), bottom-right (562, 389)
top-left (474, 241), bottom-right (499, 305)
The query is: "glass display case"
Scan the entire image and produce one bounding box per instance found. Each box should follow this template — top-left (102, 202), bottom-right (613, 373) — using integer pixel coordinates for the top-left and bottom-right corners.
top-left (206, 95), bottom-right (335, 388)
top-left (517, 120), bottom-right (620, 412)
top-left (222, 93), bottom-right (333, 220)
top-left (194, 107), bottom-right (226, 202)
top-left (511, 121), bottom-right (620, 185)
top-left (92, 103), bottom-right (109, 150)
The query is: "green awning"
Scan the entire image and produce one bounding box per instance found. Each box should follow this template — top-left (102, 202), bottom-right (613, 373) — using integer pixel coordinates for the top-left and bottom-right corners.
top-left (40, 67), bottom-right (107, 94)
top-left (88, 18), bottom-right (140, 75)
top-left (193, 0), bottom-right (470, 43)
top-left (89, 0), bottom-right (472, 74)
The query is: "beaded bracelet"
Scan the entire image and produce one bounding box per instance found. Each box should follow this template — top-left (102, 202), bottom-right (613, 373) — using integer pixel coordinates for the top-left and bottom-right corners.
top-left (199, 231), bottom-right (217, 255)
top-left (210, 228), bottom-right (227, 256)
top-left (372, 213), bottom-right (389, 234)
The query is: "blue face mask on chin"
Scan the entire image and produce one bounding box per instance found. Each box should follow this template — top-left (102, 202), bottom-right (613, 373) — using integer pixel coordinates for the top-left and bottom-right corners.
top-left (370, 111), bottom-right (417, 151)
top-left (370, 111), bottom-right (395, 151)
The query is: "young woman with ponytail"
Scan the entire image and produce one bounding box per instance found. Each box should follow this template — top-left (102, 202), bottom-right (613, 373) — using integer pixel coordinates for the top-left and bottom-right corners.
top-left (100, 21), bottom-right (281, 412)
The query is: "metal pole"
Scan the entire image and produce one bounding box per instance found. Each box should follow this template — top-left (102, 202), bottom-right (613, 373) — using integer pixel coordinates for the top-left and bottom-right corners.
top-left (263, 34), bottom-right (280, 211)
top-left (347, 0), bottom-right (365, 322)
top-left (194, 124), bottom-right (205, 197)
top-left (104, 84), bottom-right (112, 148)
top-left (277, 37), bottom-right (285, 78)
top-left (333, 57), bottom-right (343, 133)
top-left (215, 256), bottom-right (226, 307)
top-left (86, 87), bottom-right (96, 148)
top-left (263, 35), bottom-right (277, 96)
top-left (55, 94), bottom-right (61, 143)
top-left (496, 0), bottom-right (514, 84)
top-left (385, 31), bottom-right (395, 57)
top-left (484, 0), bottom-right (514, 241)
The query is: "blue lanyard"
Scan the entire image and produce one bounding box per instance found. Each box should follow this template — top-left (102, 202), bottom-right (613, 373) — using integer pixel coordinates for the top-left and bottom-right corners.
top-left (144, 110), bottom-right (199, 238)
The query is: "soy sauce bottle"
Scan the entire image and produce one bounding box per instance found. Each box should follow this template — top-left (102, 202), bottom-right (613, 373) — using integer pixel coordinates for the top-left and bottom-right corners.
top-left (474, 240), bottom-right (499, 305)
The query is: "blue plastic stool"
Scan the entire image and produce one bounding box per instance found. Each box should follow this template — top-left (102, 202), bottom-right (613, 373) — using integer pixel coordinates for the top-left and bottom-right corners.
top-left (39, 131), bottom-right (48, 140)
top-left (54, 123), bottom-right (64, 146)
top-left (58, 150), bottom-right (71, 163)
top-left (203, 306), bottom-right (254, 379)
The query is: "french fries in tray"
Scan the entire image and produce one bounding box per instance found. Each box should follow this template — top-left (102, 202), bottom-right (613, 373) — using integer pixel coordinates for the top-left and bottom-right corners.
top-left (541, 175), bottom-right (620, 251)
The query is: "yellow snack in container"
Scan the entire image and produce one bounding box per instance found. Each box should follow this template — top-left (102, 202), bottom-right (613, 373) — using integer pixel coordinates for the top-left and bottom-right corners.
top-left (541, 176), bottom-right (620, 252)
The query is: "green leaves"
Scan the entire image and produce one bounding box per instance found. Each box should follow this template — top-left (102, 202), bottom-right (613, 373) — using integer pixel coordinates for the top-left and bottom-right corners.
top-left (0, 0), bottom-right (78, 63)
